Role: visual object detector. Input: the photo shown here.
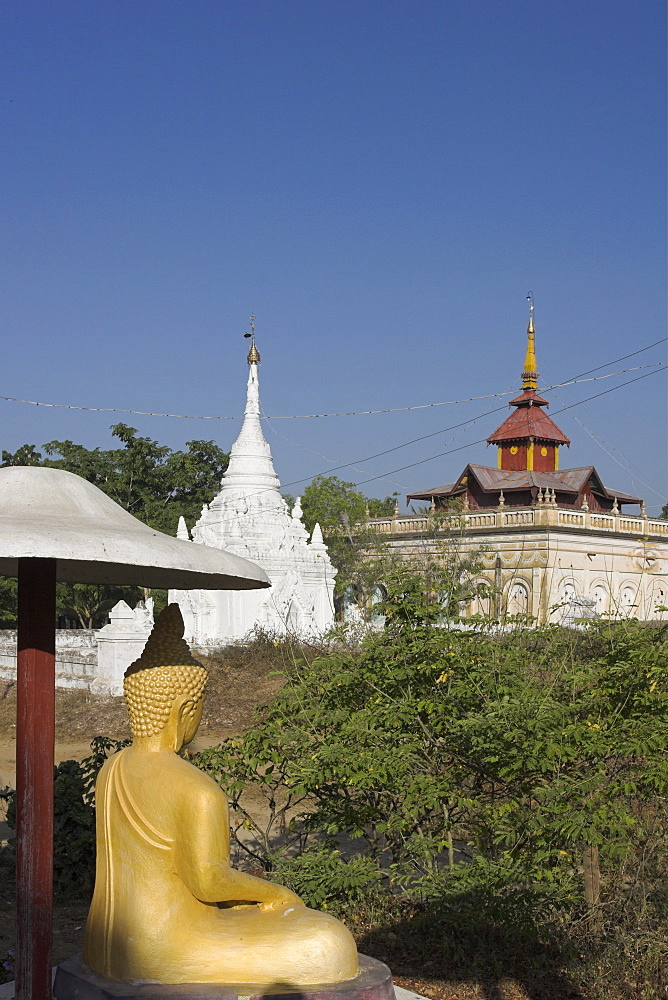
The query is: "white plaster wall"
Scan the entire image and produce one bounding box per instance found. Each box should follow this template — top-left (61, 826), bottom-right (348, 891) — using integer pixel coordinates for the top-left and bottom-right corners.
top-left (382, 518), bottom-right (668, 624)
top-left (0, 629), bottom-right (98, 691)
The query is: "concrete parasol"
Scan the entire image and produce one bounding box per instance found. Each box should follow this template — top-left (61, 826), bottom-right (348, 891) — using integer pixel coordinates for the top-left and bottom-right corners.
top-left (0, 467), bottom-right (270, 1000)
top-left (0, 466), bottom-right (270, 588)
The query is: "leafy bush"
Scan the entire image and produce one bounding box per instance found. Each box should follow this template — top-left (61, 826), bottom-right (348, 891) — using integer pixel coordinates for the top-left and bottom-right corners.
top-left (268, 847), bottom-right (385, 913)
top-left (196, 582), bottom-right (668, 996)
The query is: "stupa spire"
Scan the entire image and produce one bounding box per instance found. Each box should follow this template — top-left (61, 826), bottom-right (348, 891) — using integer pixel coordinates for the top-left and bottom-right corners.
top-left (522, 292), bottom-right (539, 390)
top-left (244, 313), bottom-right (261, 365)
top-left (486, 297), bottom-right (570, 473)
top-left (219, 318), bottom-right (280, 492)
top-left (169, 316), bottom-right (337, 647)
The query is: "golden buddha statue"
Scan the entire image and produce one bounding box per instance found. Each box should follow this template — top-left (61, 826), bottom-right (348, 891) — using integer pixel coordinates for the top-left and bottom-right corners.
top-left (83, 604), bottom-right (358, 986)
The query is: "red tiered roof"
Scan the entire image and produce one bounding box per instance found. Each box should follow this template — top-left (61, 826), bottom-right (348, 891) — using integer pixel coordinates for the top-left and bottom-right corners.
top-left (486, 390), bottom-right (570, 446)
top-left (407, 465), bottom-right (641, 505)
top-left (405, 308), bottom-right (642, 513)
top-left (406, 463), bottom-right (642, 512)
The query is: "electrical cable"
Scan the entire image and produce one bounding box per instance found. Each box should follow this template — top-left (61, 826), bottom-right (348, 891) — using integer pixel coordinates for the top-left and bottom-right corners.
top-left (278, 365), bottom-right (665, 493)
top-left (0, 359), bottom-right (664, 421)
top-left (3, 340), bottom-right (664, 508)
top-left (271, 365), bottom-right (666, 490)
top-left (547, 389), bottom-right (667, 503)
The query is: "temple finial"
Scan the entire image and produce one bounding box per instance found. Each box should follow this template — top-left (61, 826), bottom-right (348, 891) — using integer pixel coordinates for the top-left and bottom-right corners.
top-left (522, 292), bottom-right (539, 390)
top-left (244, 314), bottom-right (261, 365)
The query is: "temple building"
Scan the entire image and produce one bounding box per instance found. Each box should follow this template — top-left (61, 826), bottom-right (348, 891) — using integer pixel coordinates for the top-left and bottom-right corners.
top-left (170, 326), bottom-right (336, 644)
top-left (370, 304), bottom-right (668, 623)
top-left (407, 303), bottom-right (642, 515)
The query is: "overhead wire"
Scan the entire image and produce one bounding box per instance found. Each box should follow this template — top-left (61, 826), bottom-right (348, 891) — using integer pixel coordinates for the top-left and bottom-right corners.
top-left (549, 336), bottom-right (667, 381)
top-left (0, 351), bottom-right (664, 421)
top-left (273, 364), bottom-right (666, 490)
top-left (271, 364), bottom-right (667, 495)
top-left (547, 386), bottom-right (667, 503)
top-left (567, 413), bottom-right (666, 504)
top-left (260, 390), bottom-right (508, 490)
top-left (2, 337), bottom-right (664, 507)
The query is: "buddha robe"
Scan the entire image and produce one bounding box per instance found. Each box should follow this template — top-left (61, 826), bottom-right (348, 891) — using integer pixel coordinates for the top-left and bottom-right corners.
top-left (84, 747), bottom-right (358, 985)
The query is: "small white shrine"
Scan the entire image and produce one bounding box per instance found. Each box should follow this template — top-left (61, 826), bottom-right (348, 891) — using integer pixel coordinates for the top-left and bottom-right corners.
top-left (170, 327), bottom-right (336, 644)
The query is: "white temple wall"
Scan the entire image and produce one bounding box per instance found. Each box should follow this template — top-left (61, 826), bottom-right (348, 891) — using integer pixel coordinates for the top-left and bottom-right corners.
top-left (380, 521), bottom-right (668, 623)
top-left (0, 599), bottom-right (155, 694)
top-left (0, 630), bottom-right (98, 690)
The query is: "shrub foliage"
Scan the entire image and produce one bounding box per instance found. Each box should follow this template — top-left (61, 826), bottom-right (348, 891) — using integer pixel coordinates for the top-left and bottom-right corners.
top-left (195, 574), bottom-right (668, 998)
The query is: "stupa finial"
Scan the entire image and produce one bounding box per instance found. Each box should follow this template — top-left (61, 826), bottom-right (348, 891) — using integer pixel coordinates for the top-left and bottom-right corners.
top-left (522, 292), bottom-right (539, 390)
top-left (244, 314), bottom-right (261, 365)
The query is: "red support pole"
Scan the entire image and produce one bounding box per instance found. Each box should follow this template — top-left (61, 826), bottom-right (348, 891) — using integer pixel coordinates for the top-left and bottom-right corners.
top-left (16, 558), bottom-right (56, 1000)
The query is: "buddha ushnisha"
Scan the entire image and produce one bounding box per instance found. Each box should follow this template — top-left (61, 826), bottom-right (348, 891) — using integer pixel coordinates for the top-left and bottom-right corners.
top-left (84, 604), bottom-right (358, 985)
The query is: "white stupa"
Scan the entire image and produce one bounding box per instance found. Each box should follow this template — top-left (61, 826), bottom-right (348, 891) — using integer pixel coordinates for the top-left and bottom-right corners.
top-left (170, 325), bottom-right (336, 644)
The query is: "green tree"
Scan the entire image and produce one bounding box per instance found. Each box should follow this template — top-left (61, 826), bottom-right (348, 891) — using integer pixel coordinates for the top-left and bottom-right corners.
top-left (0, 578), bottom-right (18, 628)
top-left (9, 424), bottom-right (229, 534)
top-left (396, 507), bottom-right (492, 620)
top-left (300, 476), bottom-right (397, 607)
top-left (55, 582), bottom-right (145, 630)
top-left (1, 444), bottom-right (42, 466)
top-left (155, 438), bottom-right (230, 533)
top-left (300, 475), bottom-right (396, 536)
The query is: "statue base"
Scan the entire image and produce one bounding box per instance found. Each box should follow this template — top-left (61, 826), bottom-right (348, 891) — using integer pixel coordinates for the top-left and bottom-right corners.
top-left (53, 954), bottom-right (395, 1000)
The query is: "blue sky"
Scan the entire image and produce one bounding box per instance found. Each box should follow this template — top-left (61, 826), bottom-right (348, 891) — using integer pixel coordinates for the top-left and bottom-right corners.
top-left (2, 1), bottom-right (666, 512)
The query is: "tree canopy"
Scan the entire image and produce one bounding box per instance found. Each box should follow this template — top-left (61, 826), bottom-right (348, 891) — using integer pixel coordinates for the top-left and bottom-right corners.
top-left (300, 475), bottom-right (397, 536)
top-left (196, 590), bottom-right (668, 995)
top-left (300, 475), bottom-right (397, 603)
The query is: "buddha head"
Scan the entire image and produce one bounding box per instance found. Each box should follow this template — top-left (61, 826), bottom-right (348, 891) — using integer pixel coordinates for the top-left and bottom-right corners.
top-left (124, 603), bottom-right (208, 751)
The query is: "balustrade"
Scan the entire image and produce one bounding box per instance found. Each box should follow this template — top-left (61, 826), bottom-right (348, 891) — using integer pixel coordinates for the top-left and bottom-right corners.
top-left (467, 513), bottom-right (497, 527)
top-left (366, 507), bottom-right (668, 538)
top-left (503, 510), bottom-right (533, 525)
top-left (558, 511), bottom-right (585, 526)
top-left (619, 518), bottom-right (642, 532)
top-left (589, 514), bottom-right (614, 529)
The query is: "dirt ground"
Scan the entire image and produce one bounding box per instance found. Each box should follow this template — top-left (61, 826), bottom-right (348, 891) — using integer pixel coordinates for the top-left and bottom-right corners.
top-left (0, 643), bottom-right (285, 783)
top-left (0, 650), bottom-right (576, 1000)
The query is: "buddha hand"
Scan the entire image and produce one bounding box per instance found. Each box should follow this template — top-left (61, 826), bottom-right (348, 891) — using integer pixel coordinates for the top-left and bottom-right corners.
top-left (259, 887), bottom-right (305, 912)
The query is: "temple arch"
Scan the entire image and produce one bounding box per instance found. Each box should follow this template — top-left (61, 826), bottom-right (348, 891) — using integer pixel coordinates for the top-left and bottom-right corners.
top-left (619, 582), bottom-right (638, 617)
top-left (505, 580), bottom-right (530, 617)
top-left (285, 599), bottom-right (304, 634)
top-left (342, 585), bottom-right (363, 624)
top-left (649, 581), bottom-right (667, 620)
top-left (590, 580), bottom-right (610, 616)
top-left (469, 579), bottom-right (493, 618)
top-left (369, 585), bottom-right (386, 628)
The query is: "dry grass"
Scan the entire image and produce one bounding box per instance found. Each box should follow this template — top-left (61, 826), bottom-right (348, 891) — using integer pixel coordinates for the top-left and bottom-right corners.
top-left (0, 637), bottom-right (300, 744)
top-left (196, 642), bottom-right (290, 734)
top-left (0, 682), bottom-right (131, 742)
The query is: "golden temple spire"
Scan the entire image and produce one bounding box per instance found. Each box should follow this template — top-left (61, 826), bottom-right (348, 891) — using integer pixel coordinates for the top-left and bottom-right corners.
top-left (244, 314), bottom-right (261, 365)
top-left (522, 292), bottom-right (539, 390)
